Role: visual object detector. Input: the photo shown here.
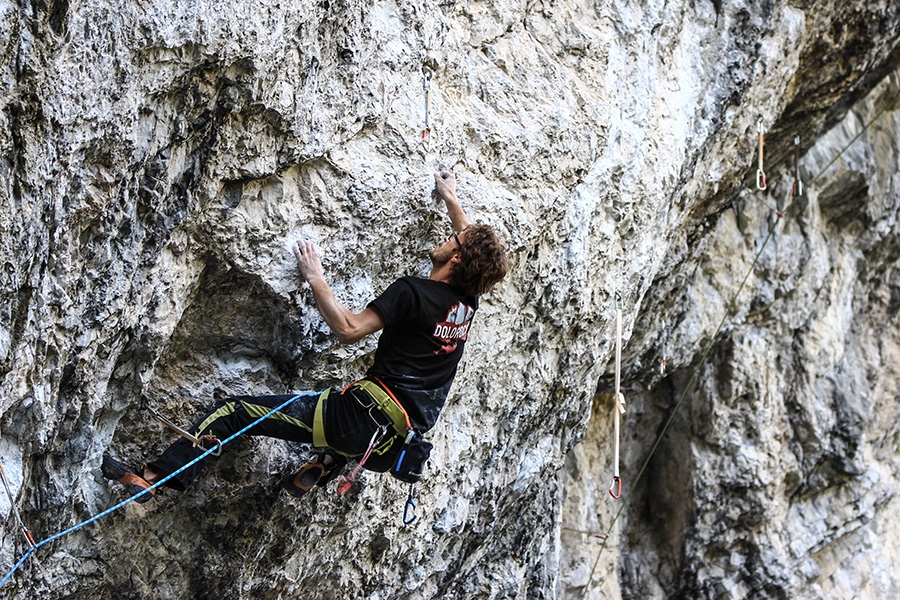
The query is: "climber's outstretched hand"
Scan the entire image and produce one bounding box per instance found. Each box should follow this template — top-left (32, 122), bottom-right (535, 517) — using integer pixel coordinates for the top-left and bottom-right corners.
top-left (434, 169), bottom-right (456, 201)
top-left (294, 239), bottom-right (326, 285)
top-left (434, 169), bottom-right (471, 231)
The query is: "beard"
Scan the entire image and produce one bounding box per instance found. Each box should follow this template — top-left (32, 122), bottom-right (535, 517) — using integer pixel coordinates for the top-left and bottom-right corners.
top-left (429, 246), bottom-right (454, 267)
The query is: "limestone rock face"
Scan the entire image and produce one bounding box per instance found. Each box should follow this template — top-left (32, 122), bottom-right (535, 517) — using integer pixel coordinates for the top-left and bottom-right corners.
top-left (0, 0), bottom-right (898, 598)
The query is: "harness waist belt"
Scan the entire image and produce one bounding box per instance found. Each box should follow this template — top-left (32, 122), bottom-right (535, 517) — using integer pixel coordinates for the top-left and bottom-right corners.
top-left (312, 378), bottom-right (412, 449)
top-left (353, 378), bottom-right (412, 436)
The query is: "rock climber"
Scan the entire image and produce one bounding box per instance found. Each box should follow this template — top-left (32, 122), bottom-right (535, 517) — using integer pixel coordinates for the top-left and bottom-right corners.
top-left (102, 170), bottom-right (508, 501)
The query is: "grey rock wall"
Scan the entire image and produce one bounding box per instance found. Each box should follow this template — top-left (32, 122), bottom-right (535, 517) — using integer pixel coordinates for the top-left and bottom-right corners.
top-left (562, 72), bottom-right (900, 599)
top-left (0, 0), bottom-right (898, 598)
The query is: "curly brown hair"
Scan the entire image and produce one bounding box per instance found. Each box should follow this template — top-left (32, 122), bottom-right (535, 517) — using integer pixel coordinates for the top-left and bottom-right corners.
top-left (450, 224), bottom-right (508, 296)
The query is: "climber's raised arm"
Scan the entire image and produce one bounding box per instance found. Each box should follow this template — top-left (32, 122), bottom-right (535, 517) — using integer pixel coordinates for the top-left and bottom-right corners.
top-left (434, 169), bottom-right (472, 232)
top-left (293, 239), bottom-right (384, 344)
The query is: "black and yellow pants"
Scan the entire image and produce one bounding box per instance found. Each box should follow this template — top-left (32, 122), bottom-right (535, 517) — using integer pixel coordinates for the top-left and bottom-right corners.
top-left (148, 385), bottom-right (401, 490)
top-left (148, 394), bottom-right (324, 490)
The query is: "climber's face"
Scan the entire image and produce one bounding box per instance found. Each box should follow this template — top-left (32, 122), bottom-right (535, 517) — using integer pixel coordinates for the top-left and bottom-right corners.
top-left (429, 231), bottom-right (463, 267)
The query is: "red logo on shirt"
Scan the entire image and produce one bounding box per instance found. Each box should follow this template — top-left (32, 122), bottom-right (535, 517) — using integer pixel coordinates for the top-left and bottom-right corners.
top-left (432, 302), bottom-right (475, 355)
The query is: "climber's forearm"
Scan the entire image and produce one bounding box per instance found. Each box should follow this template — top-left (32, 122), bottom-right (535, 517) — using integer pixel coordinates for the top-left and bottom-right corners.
top-left (294, 239), bottom-right (383, 344)
top-left (443, 193), bottom-right (472, 232)
top-left (306, 278), bottom-right (383, 344)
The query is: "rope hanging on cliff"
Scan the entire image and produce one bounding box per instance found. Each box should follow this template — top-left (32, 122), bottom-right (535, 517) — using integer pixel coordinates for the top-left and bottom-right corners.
top-left (608, 293), bottom-right (626, 500)
top-left (0, 390), bottom-right (321, 589)
top-left (580, 101), bottom-right (895, 598)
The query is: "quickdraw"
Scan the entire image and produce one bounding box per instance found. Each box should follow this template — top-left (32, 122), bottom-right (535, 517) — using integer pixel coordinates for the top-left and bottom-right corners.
top-left (792, 135), bottom-right (803, 197)
top-left (421, 67), bottom-right (432, 150)
top-left (756, 118), bottom-right (767, 190)
top-left (298, 55), bottom-right (319, 143)
top-left (609, 293), bottom-right (626, 499)
top-left (142, 401), bottom-right (222, 456)
top-left (0, 463), bottom-right (35, 549)
top-left (337, 425), bottom-right (388, 495)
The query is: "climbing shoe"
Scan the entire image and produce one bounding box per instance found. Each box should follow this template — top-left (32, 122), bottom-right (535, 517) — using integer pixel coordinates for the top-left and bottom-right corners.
top-left (280, 451), bottom-right (346, 498)
top-left (101, 454), bottom-right (155, 503)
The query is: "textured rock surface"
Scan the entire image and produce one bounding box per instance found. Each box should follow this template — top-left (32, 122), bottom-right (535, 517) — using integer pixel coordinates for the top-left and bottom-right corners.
top-left (0, 0), bottom-right (898, 598)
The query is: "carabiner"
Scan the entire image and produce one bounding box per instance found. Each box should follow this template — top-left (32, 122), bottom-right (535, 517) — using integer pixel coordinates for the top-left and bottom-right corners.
top-left (608, 475), bottom-right (622, 499)
top-left (756, 169), bottom-right (767, 191)
top-left (403, 497), bottom-right (418, 525)
top-left (201, 435), bottom-right (223, 457)
top-left (403, 484), bottom-right (418, 525)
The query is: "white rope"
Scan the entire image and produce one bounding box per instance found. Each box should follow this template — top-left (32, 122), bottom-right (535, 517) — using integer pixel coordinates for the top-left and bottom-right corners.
top-left (609, 295), bottom-right (626, 498)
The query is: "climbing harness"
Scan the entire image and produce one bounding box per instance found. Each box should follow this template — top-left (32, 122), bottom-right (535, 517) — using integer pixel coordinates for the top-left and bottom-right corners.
top-left (336, 425), bottom-right (388, 495)
top-left (142, 400), bottom-right (222, 457)
top-left (0, 391), bottom-right (320, 589)
top-left (0, 463), bottom-right (35, 549)
top-left (319, 378), bottom-right (432, 486)
top-left (316, 378), bottom-right (429, 520)
top-left (608, 293), bottom-right (626, 500)
top-left (314, 379), bottom-right (411, 451)
top-left (403, 484), bottom-right (418, 525)
top-left (792, 136), bottom-right (803, 196)
top-left (421, 67), bottom-right (433, 150)
top-left (756, 118), bottom-right (767, 190)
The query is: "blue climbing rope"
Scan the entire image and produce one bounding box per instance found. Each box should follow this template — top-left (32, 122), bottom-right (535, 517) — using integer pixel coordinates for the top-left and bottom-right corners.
top-left (0, 390), bottom-right (322, 588)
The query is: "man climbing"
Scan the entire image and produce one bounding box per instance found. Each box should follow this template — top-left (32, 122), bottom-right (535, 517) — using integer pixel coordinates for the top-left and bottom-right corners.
top-left (102, 170), bottom-right (508, 501)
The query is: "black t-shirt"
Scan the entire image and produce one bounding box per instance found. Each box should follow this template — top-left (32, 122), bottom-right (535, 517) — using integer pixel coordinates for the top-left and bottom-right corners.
top-left (365, 276), bottom-right (478, 432)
